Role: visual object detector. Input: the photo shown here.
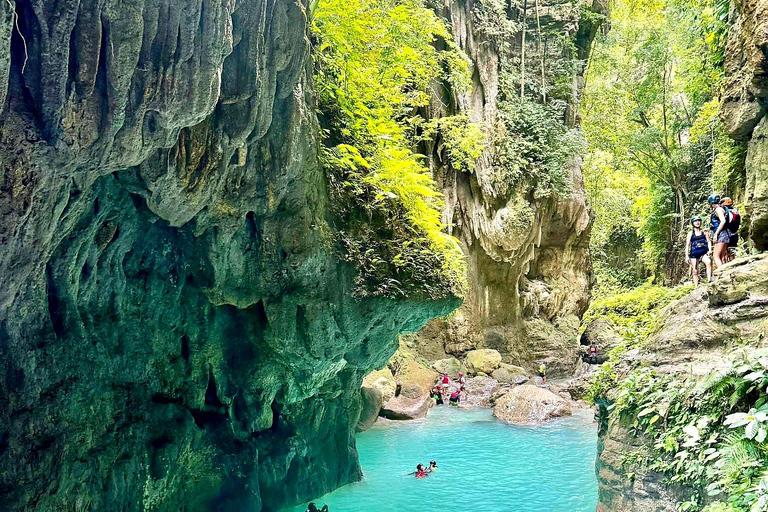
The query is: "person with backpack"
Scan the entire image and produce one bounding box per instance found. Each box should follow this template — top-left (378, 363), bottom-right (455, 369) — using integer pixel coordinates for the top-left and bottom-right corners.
top-left (685, 215), bottom-right (712, 287)
top-left (708, 194), bottom-right (730, 268)
top-left (721, 197), bottom-right (741, 262)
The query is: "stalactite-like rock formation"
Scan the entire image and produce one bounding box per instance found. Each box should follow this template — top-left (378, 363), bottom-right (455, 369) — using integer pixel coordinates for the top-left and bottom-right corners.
top-left (0, 1), bottom-right (457, 511)
top-left (415, 0), bottom-right (604, 375)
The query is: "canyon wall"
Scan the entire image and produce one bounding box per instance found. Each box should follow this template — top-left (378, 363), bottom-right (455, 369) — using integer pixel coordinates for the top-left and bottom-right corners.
top-left (415, 0), bottom-right (604, 375)
top-left (0, 1), bottom-right (457, 511)
top-left (721, 0), bottom-right (768, 250)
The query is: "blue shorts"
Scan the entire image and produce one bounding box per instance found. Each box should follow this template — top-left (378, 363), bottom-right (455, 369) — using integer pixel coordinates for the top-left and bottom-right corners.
top-left (715, 230), bottom-right (730, 244)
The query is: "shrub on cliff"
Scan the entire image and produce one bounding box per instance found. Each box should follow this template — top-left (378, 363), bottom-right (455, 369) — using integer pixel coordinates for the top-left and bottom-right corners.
top-left (311, 0), bottom-right (471, 299)
top-left (606, 351), bottom-right (768, 512)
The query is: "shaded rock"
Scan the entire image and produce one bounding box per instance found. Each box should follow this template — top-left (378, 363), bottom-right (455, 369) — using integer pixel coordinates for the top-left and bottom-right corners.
top-left (580, 318), bottom-right (623, 353)
top-left (465, 349), bottom-right (503, 374)
top-left (492, 385), bottom-right (572, 425)
top-left (363, 369), bottom-right (397, 404)
top-left (356, 387), bottom-right (383, 432)
top-left (491, 367), bottom-right (529, 385)
top-left (431, 357), bottom-right (467, 378)
top-left (459, 376), bottom-right (501, 408)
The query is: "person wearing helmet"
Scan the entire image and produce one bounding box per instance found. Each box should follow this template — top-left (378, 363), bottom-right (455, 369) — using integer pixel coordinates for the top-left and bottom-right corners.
top-left (721, 197), bottom-right (741, 262)
top-left (708, 194), bottom-right (730, 267)
top-left (685, 216), bottom-right (712, 287)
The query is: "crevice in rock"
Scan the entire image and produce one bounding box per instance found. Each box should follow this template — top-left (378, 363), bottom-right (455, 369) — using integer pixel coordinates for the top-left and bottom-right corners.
top-left (45, 262), bottom-right (65, 339)
top-left (180, 334), bottom-right (190, 362)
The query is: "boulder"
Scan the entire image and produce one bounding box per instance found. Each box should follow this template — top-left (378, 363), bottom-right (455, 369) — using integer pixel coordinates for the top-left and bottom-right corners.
top-left (356, 387), bottom-right (383, 432)
top-left (458, 376), bottom-right (501, 407)
top-left (492, 385), bottom-right (572, 425)
top-left (380, 393), bottom-right (434, 420)
top-left (390, 350), bottom-right (439, 396)
top-left (362, 369), bottom-right (397, 403)
top-left (464, 349), bottom-right (503, 375)
top-left (499, 363), bottom-right (529, 375)
top-left (491, 367), bottom-right (529, 385)
top-left (431, 357), bottom-right (466, 379)
top-left (580, 318), bottom-right (623, 353)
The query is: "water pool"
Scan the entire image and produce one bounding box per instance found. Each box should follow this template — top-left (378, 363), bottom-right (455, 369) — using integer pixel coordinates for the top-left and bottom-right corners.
top-left (284, 406), bottom-right (598, 512)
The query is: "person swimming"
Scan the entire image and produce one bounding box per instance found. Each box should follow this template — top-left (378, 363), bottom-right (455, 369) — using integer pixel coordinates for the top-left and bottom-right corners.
top-left (306, 503), bottom-right (329, 512)
top-left (427, 460), bottom-right (438, 472)
top-left (413, 463), bottom-right (428, 478)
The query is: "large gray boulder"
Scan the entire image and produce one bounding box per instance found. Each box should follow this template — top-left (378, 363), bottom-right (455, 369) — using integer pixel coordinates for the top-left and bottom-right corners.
top-left (464, 349), bottom-right (503, 374)
top-left (492, 385), bottom-right (572, 425)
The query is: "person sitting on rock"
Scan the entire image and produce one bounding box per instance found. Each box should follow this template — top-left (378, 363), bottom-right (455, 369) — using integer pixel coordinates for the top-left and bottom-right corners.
top-left (449, 388), bottom-right (461, 405)
top-left (538, 362), bottom-right (547, 384)
top-left (588, 343), bottom-right (598, 364)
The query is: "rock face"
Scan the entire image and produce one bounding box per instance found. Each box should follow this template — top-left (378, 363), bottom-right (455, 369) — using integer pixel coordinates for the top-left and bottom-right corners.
top-left (492, 384), bottom-right (572, 424)
top-left (431, 357), bottom-right (467, 378)
top-left (0, 2), bottom-right (457, 511)
top-left (464, 348), bottom-right (502, 374)
top-left (413, 0), bottom-right (605, 375)
top-left (356, 387), bottom-right (384, 433)
top-left (596, 254), bottom-right (768, 511)
top-left (721, 0), bottom-right (768, 250)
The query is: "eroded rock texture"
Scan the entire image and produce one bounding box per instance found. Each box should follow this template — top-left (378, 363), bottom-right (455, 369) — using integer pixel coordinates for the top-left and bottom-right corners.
top-left (721, 0), bottom-right (768, 250)
top-left (596, 255), bottom-right (768, 511)
top-left (0, 1), bottom-right (456, 511)
top-left (415, 0), bottom-right (604, 375)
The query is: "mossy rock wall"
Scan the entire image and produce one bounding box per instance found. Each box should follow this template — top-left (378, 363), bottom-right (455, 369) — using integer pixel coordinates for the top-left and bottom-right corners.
top-left (0, 1), bottom-right (457, 511)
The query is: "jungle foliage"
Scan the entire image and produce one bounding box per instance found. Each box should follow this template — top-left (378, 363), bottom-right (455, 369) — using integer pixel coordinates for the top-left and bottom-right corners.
top-left (608, 352), bottom-right (768, 512)
top-left (582, 0), bottom-right (745, 288)
top-left (311, 0), bottom-right (470, 299)
top-left (473, 0), bottom-right (595, 198)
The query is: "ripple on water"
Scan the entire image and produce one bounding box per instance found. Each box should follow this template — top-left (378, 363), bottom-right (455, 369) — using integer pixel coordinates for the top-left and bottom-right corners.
top-left (283, 406), bottom-right (598, 512)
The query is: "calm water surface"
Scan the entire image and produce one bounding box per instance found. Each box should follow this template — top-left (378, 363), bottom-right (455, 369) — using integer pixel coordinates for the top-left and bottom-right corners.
top-left (284, 406), bottom-right (598, 512)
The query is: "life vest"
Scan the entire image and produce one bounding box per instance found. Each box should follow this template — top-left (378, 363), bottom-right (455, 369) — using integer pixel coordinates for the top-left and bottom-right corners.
top-left (711, 206), bottom-right (730, 232)
top-left (690, 230), bottom-right (708, 257)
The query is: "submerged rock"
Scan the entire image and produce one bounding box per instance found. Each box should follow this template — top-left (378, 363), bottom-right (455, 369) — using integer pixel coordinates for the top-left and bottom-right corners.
top-left (492, 385), bottom-right (572, 425)
top-left (464, 349), bottom-right (503, 375)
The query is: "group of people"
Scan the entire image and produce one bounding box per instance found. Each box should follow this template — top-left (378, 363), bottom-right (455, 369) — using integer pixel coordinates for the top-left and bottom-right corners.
top-left (430, 372), bottom-right (467, 405)
top-left (413, 460), bottom-right (438, 478)
top-left (685, 195), bottom-right (742, 287)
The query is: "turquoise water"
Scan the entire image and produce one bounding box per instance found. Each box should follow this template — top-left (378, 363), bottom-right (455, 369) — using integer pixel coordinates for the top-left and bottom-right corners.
top-left (285, 406), bottom-right (598, 512)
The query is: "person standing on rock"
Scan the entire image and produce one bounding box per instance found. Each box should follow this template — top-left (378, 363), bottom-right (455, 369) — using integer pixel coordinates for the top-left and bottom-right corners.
top-left (709, 194), bottom-right (731, 267)
top-left (538, 362), bottom-right (547, 384)
top-left (685, 216), bottom-right (712, 287)
top-left (721, 197), bottom-right (741, 262)
top-left (441, 373), bottom-right (450, 395)
top-left (458, 372), bottom-right (466, 390)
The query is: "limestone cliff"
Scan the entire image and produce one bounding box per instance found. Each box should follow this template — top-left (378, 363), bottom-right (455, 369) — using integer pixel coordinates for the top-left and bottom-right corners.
top-left (0, 1), bottom-right (456, 511)
top-left (595, 255), bottom-right (768, 511)
top-left (415, 0), bottom-right (604, 375)
top-left (721, 0), bottom-right (768, 250)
